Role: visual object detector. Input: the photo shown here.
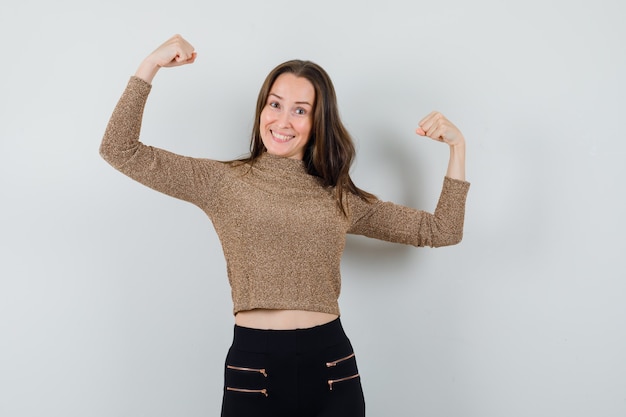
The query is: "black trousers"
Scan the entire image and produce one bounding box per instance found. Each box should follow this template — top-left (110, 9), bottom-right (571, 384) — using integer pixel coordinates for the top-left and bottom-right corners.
top-left (220, 318), bottom-right (366, 417)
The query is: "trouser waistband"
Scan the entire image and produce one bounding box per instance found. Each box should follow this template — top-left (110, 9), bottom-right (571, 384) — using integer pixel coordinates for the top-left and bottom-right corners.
top-left (231, 318), bottom-right (347, 353)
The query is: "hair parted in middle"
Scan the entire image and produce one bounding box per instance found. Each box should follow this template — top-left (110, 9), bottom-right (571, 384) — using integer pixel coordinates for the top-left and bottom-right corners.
top-left (244, 59), bottom-right (375, 215)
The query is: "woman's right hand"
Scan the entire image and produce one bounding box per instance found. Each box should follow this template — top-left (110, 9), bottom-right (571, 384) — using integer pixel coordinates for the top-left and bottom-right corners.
top-left (135, 34), bottom-right (197, 84)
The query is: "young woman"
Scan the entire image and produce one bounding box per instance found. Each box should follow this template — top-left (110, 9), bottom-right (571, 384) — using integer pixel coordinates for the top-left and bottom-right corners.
top-left (100, 34), bottom-right (469, 417)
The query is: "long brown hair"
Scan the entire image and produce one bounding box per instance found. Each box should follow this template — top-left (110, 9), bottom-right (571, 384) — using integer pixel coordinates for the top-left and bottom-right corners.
top-left (243, 60), bottom-right (375, 215)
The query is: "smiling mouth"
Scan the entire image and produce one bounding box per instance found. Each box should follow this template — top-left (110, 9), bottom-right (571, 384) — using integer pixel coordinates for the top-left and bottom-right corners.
top-left (271, 130), bottom-right (295, 143)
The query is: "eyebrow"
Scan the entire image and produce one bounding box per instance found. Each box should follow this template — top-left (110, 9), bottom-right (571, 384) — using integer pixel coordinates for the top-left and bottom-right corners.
top-left (269, 93), bottom-right (313, 107)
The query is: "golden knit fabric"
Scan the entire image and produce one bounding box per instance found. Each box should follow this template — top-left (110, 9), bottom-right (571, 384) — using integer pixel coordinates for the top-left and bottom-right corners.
top-left (100, 76), bottom-right (471, 315)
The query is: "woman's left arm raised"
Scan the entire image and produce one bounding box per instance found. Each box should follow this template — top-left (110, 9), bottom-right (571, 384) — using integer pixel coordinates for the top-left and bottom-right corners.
top-left (347, 111), bottom-right (469, 247)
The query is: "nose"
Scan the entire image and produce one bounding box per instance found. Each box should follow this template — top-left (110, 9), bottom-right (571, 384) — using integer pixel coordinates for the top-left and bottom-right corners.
top-left (277, 110), bottom-right (292, 128)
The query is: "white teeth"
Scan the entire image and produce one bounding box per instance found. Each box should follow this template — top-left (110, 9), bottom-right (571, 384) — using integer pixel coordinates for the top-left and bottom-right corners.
top-left (272, 131), bottom-right (294, 141)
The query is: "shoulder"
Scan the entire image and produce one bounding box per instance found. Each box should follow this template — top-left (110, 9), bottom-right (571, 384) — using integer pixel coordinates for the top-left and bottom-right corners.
top-left (344, 189), bottom-right (381, 220)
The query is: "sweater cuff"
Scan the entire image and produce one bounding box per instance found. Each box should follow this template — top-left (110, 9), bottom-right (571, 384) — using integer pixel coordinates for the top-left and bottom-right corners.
top-left (443, 176), bottom-right (470, 192)
top-left (129, 75), bottom-right (153, 93)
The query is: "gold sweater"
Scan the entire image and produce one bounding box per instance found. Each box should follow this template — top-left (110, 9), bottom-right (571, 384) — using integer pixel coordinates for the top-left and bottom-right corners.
top-left (100, 76), bottom-right (470, 315)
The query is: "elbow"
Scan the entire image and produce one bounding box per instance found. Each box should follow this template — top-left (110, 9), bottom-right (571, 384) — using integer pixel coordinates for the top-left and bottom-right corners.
top-left (99, 142), bottom-right (115, 167)
top-left (431, 230), bottom-right (464, 248)
top-left (99, 138), bottom-right (136, 169)
top-left (99, 142), bottom-right (108, 161)
top-left (429, 215), bottom-right (465, 248)
top-left (444, 232), bottom-right (464, 247)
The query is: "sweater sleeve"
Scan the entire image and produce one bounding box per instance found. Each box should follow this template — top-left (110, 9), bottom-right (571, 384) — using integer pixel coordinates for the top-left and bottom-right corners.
top-left (347, 177), bottom-right (470, 247)
top-left (99, 76), bottom-right (226, 209)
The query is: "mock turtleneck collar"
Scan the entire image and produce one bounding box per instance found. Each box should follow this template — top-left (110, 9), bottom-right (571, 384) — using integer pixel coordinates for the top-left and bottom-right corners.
top-left (242, 152), bottom-right (325, 191)
top-left (254, 152), bottom-right (308, 175)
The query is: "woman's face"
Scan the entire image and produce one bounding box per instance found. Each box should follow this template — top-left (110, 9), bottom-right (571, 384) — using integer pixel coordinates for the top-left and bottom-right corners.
top-left (260, 73), bottom-right (315, 160)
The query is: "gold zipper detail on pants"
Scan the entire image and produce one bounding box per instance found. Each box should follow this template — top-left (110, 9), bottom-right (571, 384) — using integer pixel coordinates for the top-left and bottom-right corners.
top-left (326, 352), bottom-right (355, 367)
top-left (328, 373), bottom-right (360, 390)
top-left (226, 387), bottom-right (269, 397)
top-left (226, 365), bottom-right (268, 377)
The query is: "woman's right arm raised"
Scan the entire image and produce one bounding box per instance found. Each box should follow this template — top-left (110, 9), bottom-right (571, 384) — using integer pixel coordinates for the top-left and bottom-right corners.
top-left (99, 36), bottom-right (222, 209)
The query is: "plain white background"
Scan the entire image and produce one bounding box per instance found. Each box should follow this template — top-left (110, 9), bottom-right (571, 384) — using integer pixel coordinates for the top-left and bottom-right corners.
top-left (1, 0), bottom-right (624, 416)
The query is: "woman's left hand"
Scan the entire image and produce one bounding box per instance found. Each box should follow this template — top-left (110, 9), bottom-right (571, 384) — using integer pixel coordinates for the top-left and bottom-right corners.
top-left (416, 111), bottom-right (465, 148)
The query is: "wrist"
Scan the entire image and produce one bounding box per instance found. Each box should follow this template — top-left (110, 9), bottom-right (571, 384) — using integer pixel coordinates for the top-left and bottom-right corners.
top-left (446, 141), bottom-right (466, 181)
top-left (449, 140), bottom-right (466, 155)
top-left (134, 58), bottom-right (161, 84)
